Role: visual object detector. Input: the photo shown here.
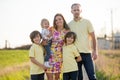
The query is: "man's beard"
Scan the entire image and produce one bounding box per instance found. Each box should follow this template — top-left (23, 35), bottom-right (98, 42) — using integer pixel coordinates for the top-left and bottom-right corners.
top-left (74, 13), bottom-right (79, 18)
top-left (74, 15), bottom-right (79, 18)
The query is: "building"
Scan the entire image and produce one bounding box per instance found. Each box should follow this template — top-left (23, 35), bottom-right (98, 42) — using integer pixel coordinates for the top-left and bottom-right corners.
top-left (97, 37), bottom-right (111, 50)
top-left (97, 31), bottom-right (120, 50)
top-left (114, 32), bottom-right (120, 49)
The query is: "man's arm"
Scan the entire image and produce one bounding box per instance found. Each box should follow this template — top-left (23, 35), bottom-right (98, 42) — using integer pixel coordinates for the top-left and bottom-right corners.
top-left (89, 32), bottom-right (98, 60)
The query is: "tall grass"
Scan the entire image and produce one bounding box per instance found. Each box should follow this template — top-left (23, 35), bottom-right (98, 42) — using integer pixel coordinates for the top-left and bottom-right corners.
top-left (0, 50), bottom-right (120, 80)
top-left (0, 50), bottom-right (30, 80)
top-left (95, 50), bottom-right (120, 80)
top-left (0, 50), bottom-right (29, 69)
top-left (0, 68), bottom-right (30, 80)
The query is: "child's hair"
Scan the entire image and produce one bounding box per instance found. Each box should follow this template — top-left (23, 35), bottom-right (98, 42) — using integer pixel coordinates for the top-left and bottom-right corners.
top-left (30, 30), bottom-right (42, 43)
top-left (64, 31), bottom-right (77, 44)
top-left (40, 18), bottom-right (49, 28)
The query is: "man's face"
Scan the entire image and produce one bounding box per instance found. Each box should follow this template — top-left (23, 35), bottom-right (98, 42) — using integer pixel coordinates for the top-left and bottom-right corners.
top-left (71, 5), bottom-right (81, 18)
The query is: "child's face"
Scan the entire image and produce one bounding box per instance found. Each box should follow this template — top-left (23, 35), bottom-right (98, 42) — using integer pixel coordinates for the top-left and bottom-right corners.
top-left (42, 21), bottom-right (49, 29)
top-left (33, 34), bottom-right (41, 44)
top-left (66, 36), bottom-right (74, 45)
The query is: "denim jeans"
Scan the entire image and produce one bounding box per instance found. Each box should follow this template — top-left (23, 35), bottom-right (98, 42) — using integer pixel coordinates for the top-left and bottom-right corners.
top-left (44, 40), bottom-right (52, 61)
top-left (77, 53), bottom-right (96, 80)
top-left (31, 73), bottom-right (44, 80)
top-left (63, 71), bottom-right (78, 80)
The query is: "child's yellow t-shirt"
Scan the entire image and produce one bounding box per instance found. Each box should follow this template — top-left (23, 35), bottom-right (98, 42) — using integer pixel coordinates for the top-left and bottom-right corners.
top-left (29, 43), bottom-right (44, 74)
top-left (62, 44), bottom-right (80, 73)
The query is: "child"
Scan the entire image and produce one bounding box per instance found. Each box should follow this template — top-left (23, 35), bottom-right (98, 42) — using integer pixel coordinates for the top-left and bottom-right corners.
top-left (40, 18), bottom-right (53, 68)
top-left (29, 30), bottom-right (47, 80)
top-left (62, 31), bottom-right (82, 80)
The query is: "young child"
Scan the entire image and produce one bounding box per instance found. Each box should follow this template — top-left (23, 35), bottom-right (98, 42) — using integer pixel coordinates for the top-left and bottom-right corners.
top-left (29, 30), bottom-right (47, 80)
top-left (40, 18), bottom-right (53, 68)
top-left (62, 31), bottom-right (82, 80)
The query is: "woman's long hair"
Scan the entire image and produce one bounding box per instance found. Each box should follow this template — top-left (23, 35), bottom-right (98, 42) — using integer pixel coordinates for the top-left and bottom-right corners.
top-left (53, 13), bottom-right (70, 31)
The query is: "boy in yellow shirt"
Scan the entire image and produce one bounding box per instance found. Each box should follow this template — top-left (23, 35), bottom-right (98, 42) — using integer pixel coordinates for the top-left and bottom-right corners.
top-left (63, 32), bottom-right (82, 80)
top-left (29, 30), bottom-right (48, 80)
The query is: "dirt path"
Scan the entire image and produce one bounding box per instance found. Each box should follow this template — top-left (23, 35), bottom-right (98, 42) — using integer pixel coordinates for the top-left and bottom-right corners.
top-left (82, 66), bottom-right (89, 80)
top-left (0, 62), bottom-right (30, 76)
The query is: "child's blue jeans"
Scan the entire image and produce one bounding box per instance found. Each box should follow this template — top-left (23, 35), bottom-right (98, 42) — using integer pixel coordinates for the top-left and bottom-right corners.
top-left (63, 71), bottom-right (78, 80)
top-left (44, 40), bottom-right (52, 61)
top-left (31, 73), bottom-right (44, 80)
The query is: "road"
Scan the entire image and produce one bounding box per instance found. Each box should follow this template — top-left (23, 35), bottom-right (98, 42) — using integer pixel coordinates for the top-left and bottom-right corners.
top-left (82, 65), bottom-right (89, 80)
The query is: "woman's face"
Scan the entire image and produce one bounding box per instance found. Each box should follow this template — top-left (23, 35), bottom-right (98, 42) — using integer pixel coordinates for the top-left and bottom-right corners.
top-left (55, 15), bottom-right (64, 28)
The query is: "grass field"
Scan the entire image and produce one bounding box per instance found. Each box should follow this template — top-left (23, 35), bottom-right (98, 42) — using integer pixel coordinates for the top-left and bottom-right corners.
top-left (0, 50), bottom-right (29, 68)
top-left (95, 50), bottom-right (120, 80)
top-left (0, 50), bottom-right (30, 80)
top-left (0, 49), bottom-right (120, 80)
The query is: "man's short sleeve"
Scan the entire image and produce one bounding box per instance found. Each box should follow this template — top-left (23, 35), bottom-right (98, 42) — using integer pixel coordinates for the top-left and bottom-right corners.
top-left (87, 20), bottom-right (94, 33)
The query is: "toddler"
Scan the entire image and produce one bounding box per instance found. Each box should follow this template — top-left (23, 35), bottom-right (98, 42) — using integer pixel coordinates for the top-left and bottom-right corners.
top-left (40, 18), bottom-right (53, 68)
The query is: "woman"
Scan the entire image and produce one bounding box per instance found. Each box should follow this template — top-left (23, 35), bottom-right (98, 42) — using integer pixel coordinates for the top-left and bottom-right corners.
top-left (46, 13), bottom-right (70, 80)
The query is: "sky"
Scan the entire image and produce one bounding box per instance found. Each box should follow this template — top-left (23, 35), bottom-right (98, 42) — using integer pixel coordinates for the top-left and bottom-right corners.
top-left (0, 0), bottom-right (120, 48)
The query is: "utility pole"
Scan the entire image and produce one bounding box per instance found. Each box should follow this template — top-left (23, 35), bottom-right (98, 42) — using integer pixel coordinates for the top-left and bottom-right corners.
top-left (5, 40), bottom-right (7, 49)
top-left (111, 9), bottom-right (114, 49)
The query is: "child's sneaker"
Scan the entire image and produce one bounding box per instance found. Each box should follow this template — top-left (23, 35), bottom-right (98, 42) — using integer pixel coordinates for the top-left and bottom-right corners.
top-left (44, 61), bottom-right (51, 68)
top-left (50, 62), bottom-right (55, 65)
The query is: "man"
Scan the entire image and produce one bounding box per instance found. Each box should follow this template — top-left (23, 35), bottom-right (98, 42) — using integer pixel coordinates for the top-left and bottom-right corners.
top-left (68, 3), bottom-right (98, 80)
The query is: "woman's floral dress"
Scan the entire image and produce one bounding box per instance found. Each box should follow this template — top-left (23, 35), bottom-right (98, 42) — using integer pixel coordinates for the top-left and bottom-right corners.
top-left (46, 27), bottom-right (68, 73)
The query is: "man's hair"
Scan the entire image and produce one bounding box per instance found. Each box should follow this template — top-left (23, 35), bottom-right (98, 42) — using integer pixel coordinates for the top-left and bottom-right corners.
top-left (71, 3), bottom-right (81, 9)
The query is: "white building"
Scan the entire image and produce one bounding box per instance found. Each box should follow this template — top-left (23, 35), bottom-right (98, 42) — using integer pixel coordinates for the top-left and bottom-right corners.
top-left (97, 31), bottom-right (120, 50)
top-left (114, 32), bottom-right (120, 49)
top-left (97, 37), bottom-right (111, 50)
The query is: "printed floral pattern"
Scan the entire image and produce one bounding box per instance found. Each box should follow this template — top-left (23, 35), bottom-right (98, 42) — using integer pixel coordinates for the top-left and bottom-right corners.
top-left (46, 27), bottom-right (68, 73)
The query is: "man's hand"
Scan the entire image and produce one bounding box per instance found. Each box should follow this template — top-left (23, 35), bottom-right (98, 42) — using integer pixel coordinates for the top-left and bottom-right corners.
top-left (92, 50), bottom-right (98, 60)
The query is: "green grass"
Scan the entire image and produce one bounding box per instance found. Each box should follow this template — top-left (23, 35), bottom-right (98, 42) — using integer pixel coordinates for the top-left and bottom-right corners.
top-left (0, 50), bottom-right (29, 69)
top-left (0, 49), bottom-right (120, 80)
top-left (96, 71), bottom-right (109, 80)
top-left (96, 50), bottom-right (120, 80)
top-left (0, 50), bottom-right (30, 80)
top-left (0, 68), bottom-right (30, 80)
